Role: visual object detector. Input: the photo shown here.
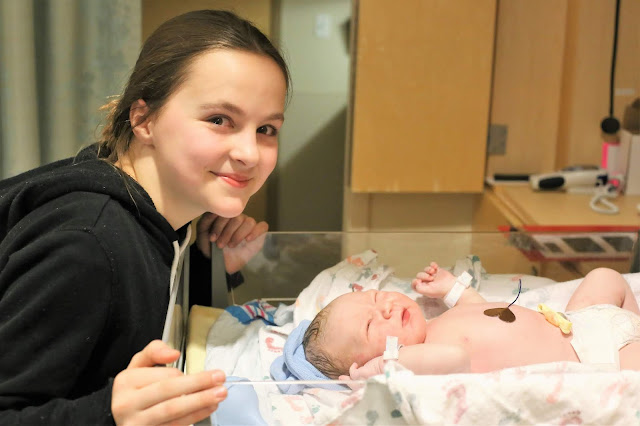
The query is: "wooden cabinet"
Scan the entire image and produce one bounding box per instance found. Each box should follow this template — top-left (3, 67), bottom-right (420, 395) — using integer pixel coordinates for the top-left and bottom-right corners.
top-left (349, 0), bottom-right (496, 193)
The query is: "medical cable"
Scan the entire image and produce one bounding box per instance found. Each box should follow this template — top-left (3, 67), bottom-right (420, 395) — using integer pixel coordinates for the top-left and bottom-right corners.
top-left (589, 184), bottom-right (620, 214)
top-left (222, 379), bottom-right (364, 386)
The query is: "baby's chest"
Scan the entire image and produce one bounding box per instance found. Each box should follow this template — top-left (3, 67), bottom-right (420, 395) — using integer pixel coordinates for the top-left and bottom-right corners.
top-left (426, 308), bottom-right (556, 348)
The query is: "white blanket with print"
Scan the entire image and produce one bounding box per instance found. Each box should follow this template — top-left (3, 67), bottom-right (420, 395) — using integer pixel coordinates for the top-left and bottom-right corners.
top-left (206, 250), bottom-right (640, 425)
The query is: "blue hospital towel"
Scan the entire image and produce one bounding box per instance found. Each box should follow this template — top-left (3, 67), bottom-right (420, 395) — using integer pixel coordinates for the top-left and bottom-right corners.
top-left (226, 300), bottom-right (276, 325)
top-left (211, 377), bottom-right (266, 426)
top-left (270, 320), bottom-right (347, 394)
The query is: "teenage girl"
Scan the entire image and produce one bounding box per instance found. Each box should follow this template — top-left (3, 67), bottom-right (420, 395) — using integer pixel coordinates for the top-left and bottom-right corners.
top-left (0, 10), bottom-right (289, 425)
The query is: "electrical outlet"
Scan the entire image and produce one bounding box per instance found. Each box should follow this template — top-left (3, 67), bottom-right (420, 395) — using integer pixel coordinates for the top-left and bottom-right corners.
top-left (314, 14), bottom-right (332, 39)
top-left (487, 124), bottom-right (508, 155)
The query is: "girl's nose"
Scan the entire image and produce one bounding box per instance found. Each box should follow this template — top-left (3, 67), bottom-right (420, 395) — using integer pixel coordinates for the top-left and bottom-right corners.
top-left (230, 130), bottom-right (259, 167)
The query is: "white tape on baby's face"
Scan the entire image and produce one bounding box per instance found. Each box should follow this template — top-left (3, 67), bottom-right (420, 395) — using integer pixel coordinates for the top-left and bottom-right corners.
top-left (383, 336), bottom-right (399, 361)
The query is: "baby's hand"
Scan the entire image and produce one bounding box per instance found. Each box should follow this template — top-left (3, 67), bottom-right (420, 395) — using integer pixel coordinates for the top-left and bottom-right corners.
top-left (411, 262), bottom-right (456, 299)
top-left (337, 374), bottom-right (364, 391)
top-left (345, 357), bottom-right (384, 381)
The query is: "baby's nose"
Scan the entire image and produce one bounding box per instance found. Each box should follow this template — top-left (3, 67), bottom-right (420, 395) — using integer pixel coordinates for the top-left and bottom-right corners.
top-left (381, 301), bottom-right (392, 319)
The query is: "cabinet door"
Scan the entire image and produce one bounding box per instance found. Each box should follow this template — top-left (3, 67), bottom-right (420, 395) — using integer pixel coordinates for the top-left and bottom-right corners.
top-left (350, 0), bottom-right (496, 193)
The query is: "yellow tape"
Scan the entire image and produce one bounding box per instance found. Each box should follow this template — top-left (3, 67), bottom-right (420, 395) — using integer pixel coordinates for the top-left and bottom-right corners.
top-left (537, 303), bottom-right (572, 334)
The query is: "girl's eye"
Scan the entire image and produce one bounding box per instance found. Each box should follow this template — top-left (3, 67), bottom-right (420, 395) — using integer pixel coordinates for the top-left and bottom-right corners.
top-left (257, 125), bottom-right (278, 136)
top-left (208, 116), bottom-right (231, 126)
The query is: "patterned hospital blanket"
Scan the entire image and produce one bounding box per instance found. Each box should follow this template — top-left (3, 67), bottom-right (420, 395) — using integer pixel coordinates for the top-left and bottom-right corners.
top-left (335, 362), bottom-right (640, 425)
top-left (205, 251), bottom-right (640, 425)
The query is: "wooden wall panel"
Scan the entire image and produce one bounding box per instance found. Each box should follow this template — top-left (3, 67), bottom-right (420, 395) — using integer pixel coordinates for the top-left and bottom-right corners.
top-left (350, 0), bottom-right (496, 193)
top-left (615, 0), bottom-right (640, 123)
top-left (489, 0), bottom-right (639, 176)
top-left (556, 0), bottom-right (639, 169)
top-left (142, 0), bottom-right (272, 40)
top-left (486, 0), bottom-right (567, 176)
top-left (556, 0), bottom-right (615, 169)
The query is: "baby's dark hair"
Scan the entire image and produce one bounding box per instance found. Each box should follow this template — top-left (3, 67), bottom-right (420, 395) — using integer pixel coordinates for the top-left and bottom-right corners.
top-left (302, 305), bottom-right (348, 379)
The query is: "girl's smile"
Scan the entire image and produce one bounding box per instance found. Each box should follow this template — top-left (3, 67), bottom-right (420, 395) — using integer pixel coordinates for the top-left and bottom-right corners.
top-left (215, 172), bottom-right (251, 188)
top-left (124, 49), bottom-right (287, 229)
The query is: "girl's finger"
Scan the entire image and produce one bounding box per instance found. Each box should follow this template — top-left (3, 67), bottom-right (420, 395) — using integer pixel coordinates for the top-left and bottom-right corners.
top-left (227, 217), bottom-right (256, 247)
top-left (135, 370), bottom-right (226, 410)
top-left (209, 216), bottom-right (232, 246)
top-left (196, 213), bottom-right (219, 257)
top-left (215, 216), bottom-right (242, 248)
top-left (158, 404), bottom-right (222, 426)
top-left (115, 366), bottom-right (183, 391)
top-left (196, 213), bottom-right (218, 236)
top-left (143, 382), bottom-right (228, 424)
top-left (245, 220), bottom-right (268, 242)
top-left (127, 340), bottom-right (180, 369)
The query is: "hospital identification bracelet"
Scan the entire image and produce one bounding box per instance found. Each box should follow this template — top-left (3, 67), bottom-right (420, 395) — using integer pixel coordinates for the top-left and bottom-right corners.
top-left (443, 271), bottom-right (473, 308)
top-left (383, 336), bottom-right (401, 361)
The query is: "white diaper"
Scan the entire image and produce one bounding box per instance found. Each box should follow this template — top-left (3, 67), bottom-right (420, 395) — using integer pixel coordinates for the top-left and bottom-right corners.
top-left (566, 304), bottom-right (640, 370)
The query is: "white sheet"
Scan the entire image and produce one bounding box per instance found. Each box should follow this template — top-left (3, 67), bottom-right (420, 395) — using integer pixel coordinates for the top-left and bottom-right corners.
top-left (205, 252), bottom-right (640, 425)
top-left (337, 362), bottom-right (640, 425)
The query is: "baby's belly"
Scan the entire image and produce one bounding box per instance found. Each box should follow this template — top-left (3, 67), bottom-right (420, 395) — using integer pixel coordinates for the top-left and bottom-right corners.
top-left (425, 303), bottom-right (579, 372)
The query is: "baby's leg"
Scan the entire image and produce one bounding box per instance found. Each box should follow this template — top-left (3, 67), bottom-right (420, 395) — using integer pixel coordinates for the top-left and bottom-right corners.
top-left (565, 268), bottom-right (639, 314)
top-left (620, 342), bottom-right (640, 371)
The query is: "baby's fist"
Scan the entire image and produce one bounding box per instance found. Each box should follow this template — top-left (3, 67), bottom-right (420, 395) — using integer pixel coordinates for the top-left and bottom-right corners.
top-left (348, 357), bottom-right (384, 381)
top-left (412, 262), bottom-right (453, 299)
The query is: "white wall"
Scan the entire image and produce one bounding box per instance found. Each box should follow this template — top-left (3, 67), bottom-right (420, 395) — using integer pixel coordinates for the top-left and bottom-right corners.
top-left (271, 0), bottom-right (351, 231)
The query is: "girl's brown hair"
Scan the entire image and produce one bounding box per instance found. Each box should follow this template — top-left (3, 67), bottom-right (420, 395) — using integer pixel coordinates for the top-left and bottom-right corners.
top-left (98, 9), bottom-right (290, 163)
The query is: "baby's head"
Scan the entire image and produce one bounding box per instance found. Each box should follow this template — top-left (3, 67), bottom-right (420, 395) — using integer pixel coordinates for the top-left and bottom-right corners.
top-left (303, 289), bottom-right (427, 379)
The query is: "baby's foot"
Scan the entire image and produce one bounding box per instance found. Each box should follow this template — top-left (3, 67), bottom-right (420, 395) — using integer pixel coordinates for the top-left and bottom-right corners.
top-left (412, 262), bottom-right (457, 299)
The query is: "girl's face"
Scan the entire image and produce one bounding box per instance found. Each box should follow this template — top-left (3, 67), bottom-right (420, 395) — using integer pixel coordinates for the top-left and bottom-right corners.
top-left (135, 49), bottom-right (286, 228)
top-left (324, 290), bottom-right (427, 368)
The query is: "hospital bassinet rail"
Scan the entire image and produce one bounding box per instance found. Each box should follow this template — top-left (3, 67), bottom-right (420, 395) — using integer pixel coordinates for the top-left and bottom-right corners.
top-left (207, 230), bottom-right (638, 308)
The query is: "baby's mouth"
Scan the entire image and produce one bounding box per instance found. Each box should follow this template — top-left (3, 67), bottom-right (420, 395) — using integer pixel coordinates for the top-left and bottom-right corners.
top-left (402, 308), bottom-right (410, 326)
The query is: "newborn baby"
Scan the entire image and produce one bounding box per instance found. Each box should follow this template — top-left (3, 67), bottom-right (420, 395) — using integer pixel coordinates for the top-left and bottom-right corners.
top-left (301, 264), bottom-right (640, 380)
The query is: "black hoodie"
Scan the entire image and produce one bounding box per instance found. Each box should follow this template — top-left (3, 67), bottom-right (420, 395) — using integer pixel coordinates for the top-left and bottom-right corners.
top-left (0, 146), bottom-right (188, 424)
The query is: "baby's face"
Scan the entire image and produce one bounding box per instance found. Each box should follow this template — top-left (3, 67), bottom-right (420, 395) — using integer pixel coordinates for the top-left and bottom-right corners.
top-left (324, 290), bottom-right (427, 368)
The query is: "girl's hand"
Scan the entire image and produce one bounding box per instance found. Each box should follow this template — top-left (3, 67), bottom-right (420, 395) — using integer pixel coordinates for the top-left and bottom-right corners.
top-left (196, 213), bottom-right (268, 256)
top-left (112, 340), bottom-right (227, 426)
top-left (196, 213), bottom-right (268, 273)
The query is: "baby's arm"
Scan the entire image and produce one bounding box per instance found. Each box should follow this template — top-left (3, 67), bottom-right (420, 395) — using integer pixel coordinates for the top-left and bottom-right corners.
top-left (412, 262), bottom-right (486, 306)
top-left (397, 343), bottom-right (470, 375)
top-left (344, 343), bottom-right (470, 380)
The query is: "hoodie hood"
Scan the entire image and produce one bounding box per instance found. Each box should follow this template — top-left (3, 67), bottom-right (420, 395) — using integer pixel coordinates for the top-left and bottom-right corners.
top-left (0, 144), bottom-right (182, 261)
